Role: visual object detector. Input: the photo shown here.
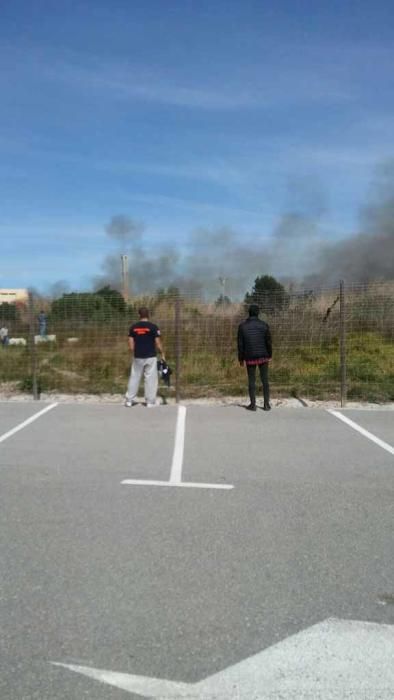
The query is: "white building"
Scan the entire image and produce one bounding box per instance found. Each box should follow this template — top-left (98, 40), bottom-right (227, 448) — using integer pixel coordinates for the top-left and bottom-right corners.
top-left (0, 289), bottom-right (28, 305)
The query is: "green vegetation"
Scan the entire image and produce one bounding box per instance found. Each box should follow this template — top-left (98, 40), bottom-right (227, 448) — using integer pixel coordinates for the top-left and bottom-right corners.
top-left (0, 331), bottom-right (392, 402)
top-left (0, 302), bottom-right (21, 322)
top-left (50, 292), bottom-right (120, 323)
top-left (95, 286), bottom-right (127, 313)
top-left (244, 275), bottom-right (289, 315)
top-left (0, 283), bottom-right (392, 402)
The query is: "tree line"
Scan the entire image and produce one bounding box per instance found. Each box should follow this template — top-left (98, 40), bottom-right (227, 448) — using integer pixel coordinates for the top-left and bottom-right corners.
top-left (0, 276), bottom-right (287, 324)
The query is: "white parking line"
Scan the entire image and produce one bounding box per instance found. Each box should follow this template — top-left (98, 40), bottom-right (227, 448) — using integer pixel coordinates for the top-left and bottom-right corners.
top-left (0, 403), bottom-right (58, 445)
top-left (328, 409), bottom-right (394, 456)
top-left (121, 404), bottom-right (234, 490)
top-left (121, 479), bottom-right (233, 490)
top-left (170, 404), bottom-right (187, 484)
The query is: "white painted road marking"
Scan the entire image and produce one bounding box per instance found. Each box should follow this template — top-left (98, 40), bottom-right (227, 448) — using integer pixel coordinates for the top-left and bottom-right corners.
top-left (121, 404), bottom-right (234, 490)
top-left (0, 403), bottom-right (58, 445)
top-left (170, 404), bottom-right (187, 484)
top-left (53, 618), bottom-right (394, 698)
top-left (328, 409), bottom-right (394, 456)
top-left (121, 479), bottom-right (233, 490)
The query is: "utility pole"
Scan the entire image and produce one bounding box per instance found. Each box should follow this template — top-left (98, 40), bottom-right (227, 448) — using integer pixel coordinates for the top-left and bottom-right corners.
top-left (120, 255), bottom-right (129, 300)
top-left (218, 276), bottom-right (227, 299)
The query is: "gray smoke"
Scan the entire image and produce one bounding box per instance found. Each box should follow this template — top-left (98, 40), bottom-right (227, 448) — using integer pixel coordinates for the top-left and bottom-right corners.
top-left (48, 279), bottom-right (71, 299)
top-left (270, 213), bottom-right (323, 283)
top-left (105, 215), bottom-right (144, 243)
top-left (94, 165), bottom-right (394, 297)
top-left (95, 242), bottom-right (181, 296)
top-left (305, 164), bottom-right (394, 286)
top-left (305, 230), bottom-right (393, 287)
top-left (94, 222), bottom-right (274, 298)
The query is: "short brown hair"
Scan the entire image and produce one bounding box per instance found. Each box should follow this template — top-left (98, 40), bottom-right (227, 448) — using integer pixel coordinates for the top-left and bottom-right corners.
top-left (138, 307), bottom-right (150, 318)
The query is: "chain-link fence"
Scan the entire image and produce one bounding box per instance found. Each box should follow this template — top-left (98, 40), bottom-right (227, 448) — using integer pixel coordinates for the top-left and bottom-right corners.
top-left (0, 282), bottom-right (393, 402)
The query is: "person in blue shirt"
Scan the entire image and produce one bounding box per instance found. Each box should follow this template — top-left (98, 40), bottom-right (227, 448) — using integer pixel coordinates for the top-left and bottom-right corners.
top-left (125, 307), bottom-right (165, 407)
top-left (38, 310), bottom-right (47, 337)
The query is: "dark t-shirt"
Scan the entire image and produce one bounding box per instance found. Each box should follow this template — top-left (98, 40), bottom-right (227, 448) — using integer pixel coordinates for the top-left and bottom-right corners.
top-left (129, 321), bottom-right (161, 358)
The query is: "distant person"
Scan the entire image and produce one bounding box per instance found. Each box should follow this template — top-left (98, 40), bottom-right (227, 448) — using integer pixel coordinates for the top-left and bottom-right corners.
top-left (38, 310), bottom-right (47, 337)
top-left (237, 304), bottom-right (272, 411)
top-left (0, 326), bottom-right (9, 346)
top-left (125, 307), bottom-right (165, 407)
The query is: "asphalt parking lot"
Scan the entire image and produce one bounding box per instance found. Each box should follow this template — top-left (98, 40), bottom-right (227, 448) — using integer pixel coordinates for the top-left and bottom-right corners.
top-left (0, 401), bottom-right (393, 699)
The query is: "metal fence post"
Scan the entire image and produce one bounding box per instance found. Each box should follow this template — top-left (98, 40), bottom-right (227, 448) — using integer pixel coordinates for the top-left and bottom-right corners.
top-left (175, 296), bottom-right (181, 403)
top-left (28, 291), bottom-right (39, 400)
top-left (339, 280), bottom-right (347, 407)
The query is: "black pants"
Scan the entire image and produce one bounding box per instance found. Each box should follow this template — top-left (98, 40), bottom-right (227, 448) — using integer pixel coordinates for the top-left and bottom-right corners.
top-left (246, 363), bottom-right (270, 406)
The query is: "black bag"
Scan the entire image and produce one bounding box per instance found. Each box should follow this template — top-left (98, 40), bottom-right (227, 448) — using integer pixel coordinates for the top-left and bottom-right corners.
top-left (157, 359), bottom-right (172, 387)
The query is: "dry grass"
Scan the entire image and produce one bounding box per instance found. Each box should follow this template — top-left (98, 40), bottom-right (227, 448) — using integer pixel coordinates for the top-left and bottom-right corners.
top-left (1, 330), bottom-right (392, 402)
top-left (1, 282), bottom-right (393, 401)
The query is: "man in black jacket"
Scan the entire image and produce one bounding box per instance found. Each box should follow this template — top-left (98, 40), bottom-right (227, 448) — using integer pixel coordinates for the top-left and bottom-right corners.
top-left (237, 304), bottom-right (272, 411)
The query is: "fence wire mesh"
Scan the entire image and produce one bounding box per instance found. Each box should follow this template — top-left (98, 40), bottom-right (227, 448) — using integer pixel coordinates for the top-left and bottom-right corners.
top-left (343, 282), bottom-right (394, 401)
top-left (0, 282), bottom-right (393, 402)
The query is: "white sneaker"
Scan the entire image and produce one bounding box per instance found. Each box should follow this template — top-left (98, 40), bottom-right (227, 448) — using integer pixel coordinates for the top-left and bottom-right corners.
top-left (124, 400), bottom-right (136, 407)
top-left (146, 402), bottom-right (158, 408)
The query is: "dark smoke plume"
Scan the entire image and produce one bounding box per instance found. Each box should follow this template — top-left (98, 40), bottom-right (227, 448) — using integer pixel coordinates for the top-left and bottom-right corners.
top-left (94, 222), bottom-right (274, 298)
top-left (94, 164), bottom-right (394, 297)
top-left (305, 164), bottom-right (394, 286)
top-left (305, 230), bottom-right (393, 287)
top-left (105, 215), bottom-right (144, 243)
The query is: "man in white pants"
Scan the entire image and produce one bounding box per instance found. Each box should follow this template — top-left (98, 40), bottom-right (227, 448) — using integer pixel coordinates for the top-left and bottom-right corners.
top-left (125, 307), bottom-right (165, 407)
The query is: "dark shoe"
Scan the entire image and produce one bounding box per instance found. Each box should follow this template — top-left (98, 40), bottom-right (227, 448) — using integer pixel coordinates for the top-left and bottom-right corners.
top-left (263, 403), bottom-right (271, 411)
top-left (246, 404), bottom-right (257, 411)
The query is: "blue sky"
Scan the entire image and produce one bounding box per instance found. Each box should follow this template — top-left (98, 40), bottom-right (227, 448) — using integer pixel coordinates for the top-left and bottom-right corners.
top-left (1, 0), bottom-right (393, 292)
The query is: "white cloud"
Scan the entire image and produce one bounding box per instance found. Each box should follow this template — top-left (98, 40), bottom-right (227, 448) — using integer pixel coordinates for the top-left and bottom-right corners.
top-left (0, 42), bottom-right (374, 111)
top-left (44, 57), bottom-right (357, 109)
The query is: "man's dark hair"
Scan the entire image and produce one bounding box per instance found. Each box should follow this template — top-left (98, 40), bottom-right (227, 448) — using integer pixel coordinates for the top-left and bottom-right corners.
top-left (138, 307), bottom-right (150, 318)
top-left (248, 304), bottom-right (259, 317)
